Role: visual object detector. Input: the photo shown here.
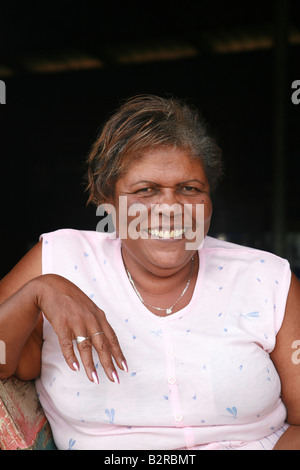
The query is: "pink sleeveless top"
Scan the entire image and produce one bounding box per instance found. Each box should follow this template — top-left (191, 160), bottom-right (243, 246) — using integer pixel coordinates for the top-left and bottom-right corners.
top-left (35, 229), bottom-right (291, 450)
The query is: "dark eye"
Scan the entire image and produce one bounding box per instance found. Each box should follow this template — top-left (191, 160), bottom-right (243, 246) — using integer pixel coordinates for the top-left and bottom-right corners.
top-left (181, 186), bottom-right (198, 192)
top-left (137, 187), bottom-right (152, 193)
top-left (134, 187), bottom-right (157, 196)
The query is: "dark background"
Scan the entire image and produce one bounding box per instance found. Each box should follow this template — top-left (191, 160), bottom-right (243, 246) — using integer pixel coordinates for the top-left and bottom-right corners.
top-left (0, 0), bottom-right (299, 278)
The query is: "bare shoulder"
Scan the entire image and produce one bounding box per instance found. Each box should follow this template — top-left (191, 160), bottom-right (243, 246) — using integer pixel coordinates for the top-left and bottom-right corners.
top-left (284, 272), bottom-right (300, 313)
top-left (0, 241), bottom-right (43, 380)
top-left (272, 273), bottom-right (300, 353)
top-left (271, 273), bottom-right (300, 423)
top-left (0, 240), bottom-right (43, 302)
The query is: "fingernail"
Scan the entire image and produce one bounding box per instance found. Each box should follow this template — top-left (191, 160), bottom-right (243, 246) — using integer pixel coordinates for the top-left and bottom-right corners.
top-left (92, 371), bottom-right (99, 384)
top-left (122, 360), bottom-right (128, 372)
top-left (112, 371), bottom-right (120, 384)
top-left (73, 362), bottom-right (80, 371)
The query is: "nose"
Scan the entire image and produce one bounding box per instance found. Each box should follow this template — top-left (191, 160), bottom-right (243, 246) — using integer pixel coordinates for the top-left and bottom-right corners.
top-left (151, 189), bottom-right (183, 226)
top-left (155, 188), bottom-right (182, 207)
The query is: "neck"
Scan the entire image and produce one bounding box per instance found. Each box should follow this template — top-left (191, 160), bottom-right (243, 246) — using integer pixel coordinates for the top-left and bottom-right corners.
top-left (121, 246), bottom-right (198, 298)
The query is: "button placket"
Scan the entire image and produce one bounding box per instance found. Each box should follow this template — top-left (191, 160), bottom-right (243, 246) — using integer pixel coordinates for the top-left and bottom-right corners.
top-left (162, 323), bottom-right (184, 427)
top-left (175, 413), bottom-right (183, 422)
top-left (168, 376), bottom-right (176, 385)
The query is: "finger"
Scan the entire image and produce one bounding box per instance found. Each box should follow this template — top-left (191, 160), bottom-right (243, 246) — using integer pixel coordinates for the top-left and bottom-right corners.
top-left (94, 316), bottom-right (128, 372)
top-left (59, 333), bottom-right (80, 373)
top-left (76, 337), bottom-right (99, 384)
top-left (91, 333), bottom-right (121, 383)
top-left (102, 325), bottom-right (128, 372)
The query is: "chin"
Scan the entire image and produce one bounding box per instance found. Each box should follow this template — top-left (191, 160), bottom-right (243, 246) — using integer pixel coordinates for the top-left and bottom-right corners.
top-left (145, 244), bottom-right (191, 271)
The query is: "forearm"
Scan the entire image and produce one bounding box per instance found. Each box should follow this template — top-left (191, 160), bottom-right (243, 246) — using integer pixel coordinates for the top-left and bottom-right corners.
top-left (0, 279), bottom-right (40, 378)
top-left (273, 425), bottom-right (300, 450)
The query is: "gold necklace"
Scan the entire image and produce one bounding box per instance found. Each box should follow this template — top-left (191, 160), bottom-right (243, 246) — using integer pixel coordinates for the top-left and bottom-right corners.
top-left (126, 257), bottom-right (194, 315)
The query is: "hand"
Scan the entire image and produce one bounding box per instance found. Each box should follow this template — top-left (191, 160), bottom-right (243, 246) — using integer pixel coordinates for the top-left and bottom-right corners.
top-left (34, 274), bottom-right (127, 384)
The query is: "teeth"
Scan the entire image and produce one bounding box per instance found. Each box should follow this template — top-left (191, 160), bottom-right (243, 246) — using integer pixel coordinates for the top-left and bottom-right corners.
top-left (148, 228), bottom-right (185, 239)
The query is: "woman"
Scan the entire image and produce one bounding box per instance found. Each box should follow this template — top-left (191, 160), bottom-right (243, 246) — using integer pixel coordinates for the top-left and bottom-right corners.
top-left (0, 94), bottom-right (300, 450)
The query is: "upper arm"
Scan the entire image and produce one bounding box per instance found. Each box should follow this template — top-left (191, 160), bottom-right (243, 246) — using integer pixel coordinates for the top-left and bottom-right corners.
top-left (0, 240), bottom-right (43, 302)
top-left (0, 240), bottom-right (43, 379)
top-left (271, 272), bottom-right (300, 424)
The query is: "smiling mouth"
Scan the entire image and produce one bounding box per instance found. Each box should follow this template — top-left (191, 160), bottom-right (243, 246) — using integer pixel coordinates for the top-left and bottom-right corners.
top-left (147, 228), bottom-right (185, 239)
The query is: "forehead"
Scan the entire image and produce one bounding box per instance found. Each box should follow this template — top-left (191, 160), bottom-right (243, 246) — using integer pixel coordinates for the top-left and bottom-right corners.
top-left (120, 147), bottom-right (207, 183)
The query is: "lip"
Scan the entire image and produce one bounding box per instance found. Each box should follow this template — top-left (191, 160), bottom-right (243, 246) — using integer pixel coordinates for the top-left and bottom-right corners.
top-left (149, 226), bottom-right (184, 231)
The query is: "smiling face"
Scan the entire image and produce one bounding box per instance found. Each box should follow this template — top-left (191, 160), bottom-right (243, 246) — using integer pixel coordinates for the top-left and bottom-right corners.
top-left (111, 146), bottom-right (213, 276)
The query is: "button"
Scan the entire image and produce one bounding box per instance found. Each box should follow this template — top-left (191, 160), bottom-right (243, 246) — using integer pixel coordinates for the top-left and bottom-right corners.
top-left (175, 414), bottom-right (183, 422)
top-left (168, 377), bottom-right (176, 384)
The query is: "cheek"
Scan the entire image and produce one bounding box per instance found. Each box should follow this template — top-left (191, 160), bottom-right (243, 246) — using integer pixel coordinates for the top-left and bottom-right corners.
top-left (189, 197), bottom-right (212, 238)
top-left (204, 199), bottom-right (213, 234)
top-left (205, 198), bottom-right (213, 222)
top-left (190, 196), bottom-right (212, 222)
top-left (114, 198), bottom-right (151, 237)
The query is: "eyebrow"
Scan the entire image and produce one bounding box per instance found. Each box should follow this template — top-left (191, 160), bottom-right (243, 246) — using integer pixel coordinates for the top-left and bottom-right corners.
top-left (129, 179), bottom-right (206, 187)
top-left (178, 179), bottom-right (206, 186)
